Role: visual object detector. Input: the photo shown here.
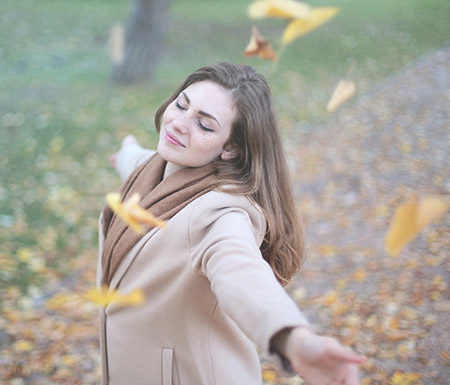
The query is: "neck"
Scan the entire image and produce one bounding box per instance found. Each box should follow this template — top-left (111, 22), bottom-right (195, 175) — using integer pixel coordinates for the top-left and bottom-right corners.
top-left (163, 161), bottom-right (185, 179)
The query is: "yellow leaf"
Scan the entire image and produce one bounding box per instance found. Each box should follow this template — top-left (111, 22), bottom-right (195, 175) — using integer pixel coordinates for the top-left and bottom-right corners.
top-left (106, 192), bottom-right (166, 234)
top-left (317, 244), bottom-right (337, 256)
top-left (17, 247), bottom-right (33, 262)
top-left (62, 355), bottom-right (76, 366)
top-left (262, 368), bottom-right (278, 382)
top-left (46, 292), bottom-right (81, 311)
top-left (84, 287), bottom-right (145, 308)
top-left (244, 27), bottom-right (277, 61)
top-left (249, 0), bottom-right (311, 20)
top-left (282, 7), bottom-right (339, 44)
top-left (385, 197), bottom-right (448, 257)
top-left (415, 196), bottom-right (448, 229)
top-left (390, 371), bottom-right (422, 385)
top-left (323, 290), bottom-right (338, 306)
top-left (110, 23), bottom-right (124, 64)
top-left (14, 339), bottom-right (34, 352)
top-left (326, 79), bottom-right (356, 112)
top-left (353, 268), bottom-right (367, 282)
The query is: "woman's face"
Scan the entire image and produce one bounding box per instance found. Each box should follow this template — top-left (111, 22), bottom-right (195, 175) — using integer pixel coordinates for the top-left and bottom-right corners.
top-left (157, 80), bottom-right (237, 168)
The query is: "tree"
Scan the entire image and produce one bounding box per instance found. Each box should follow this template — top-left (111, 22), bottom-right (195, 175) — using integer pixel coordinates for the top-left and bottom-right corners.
top-left (111, 0), bottom-right (168, 85)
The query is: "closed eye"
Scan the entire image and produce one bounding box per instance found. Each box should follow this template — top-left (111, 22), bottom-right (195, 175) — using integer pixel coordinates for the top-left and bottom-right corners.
top-left (175, 100), bottom-right (185, 110)
top-left (198, 120), bottom-right (214, 132)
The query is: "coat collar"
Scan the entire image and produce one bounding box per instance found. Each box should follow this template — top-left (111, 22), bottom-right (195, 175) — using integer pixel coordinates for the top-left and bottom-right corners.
top-left (98, 212), bottom-right (162, 292)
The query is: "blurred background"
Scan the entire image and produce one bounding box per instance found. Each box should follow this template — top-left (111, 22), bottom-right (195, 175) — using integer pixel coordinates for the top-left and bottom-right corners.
top-left (1, 0), bottom-right (449, 384)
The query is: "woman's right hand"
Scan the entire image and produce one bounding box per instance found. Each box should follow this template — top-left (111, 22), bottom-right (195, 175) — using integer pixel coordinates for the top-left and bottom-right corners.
top-left (109, 135), bottom-right (139, 169)
top-left (281, 327), bottom-right (365, 385)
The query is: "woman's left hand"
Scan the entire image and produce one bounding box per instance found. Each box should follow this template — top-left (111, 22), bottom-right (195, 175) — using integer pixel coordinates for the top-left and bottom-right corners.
top-left (277, 327), bottom-right (365, 385)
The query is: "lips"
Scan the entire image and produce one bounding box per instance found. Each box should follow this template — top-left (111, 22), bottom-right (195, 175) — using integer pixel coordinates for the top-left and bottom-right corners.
top-left (165, 131), bottom-right (186, 147)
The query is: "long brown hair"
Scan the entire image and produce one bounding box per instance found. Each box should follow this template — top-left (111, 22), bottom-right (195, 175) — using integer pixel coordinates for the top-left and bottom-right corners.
top-left (155, 62), bottom-right (304, 285)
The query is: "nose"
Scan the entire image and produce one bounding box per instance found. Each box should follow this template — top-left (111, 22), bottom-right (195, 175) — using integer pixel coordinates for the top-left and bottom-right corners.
top-left (172, 113), bottom-right (189, 134)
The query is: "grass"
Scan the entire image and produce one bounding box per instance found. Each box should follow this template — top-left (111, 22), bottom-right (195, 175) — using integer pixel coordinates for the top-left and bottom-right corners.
top-left (0, 0), bottom-right (449, 299)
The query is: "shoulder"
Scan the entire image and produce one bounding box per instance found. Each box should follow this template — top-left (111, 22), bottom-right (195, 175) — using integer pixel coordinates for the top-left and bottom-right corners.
top-left (188, 190), bottom-right (266, 245)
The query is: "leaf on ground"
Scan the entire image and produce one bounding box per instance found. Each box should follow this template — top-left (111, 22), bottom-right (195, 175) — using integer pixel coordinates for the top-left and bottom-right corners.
top-left (390, 371), bottom-right (422, 385)
top-left (262, 367), bottom-right (278, 382)
top-left (13, 339), bottom-right (34, 352)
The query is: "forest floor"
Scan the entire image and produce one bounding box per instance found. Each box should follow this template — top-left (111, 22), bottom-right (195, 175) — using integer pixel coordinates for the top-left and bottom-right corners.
top-left (1, 44), bottom-right (449, 385)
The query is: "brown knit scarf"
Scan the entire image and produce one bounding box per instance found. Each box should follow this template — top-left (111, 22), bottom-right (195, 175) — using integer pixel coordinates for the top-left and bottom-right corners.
top-left (101, 153), bottom-right (218, 287)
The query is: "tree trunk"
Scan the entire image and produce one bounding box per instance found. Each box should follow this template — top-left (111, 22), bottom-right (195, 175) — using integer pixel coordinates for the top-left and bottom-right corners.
top-left (111, 0), bottom-right (168, 85)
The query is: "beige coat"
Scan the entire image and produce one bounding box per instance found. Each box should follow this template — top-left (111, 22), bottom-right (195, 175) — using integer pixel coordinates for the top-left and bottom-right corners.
top-left (97, 144), bottom-right (309, 385)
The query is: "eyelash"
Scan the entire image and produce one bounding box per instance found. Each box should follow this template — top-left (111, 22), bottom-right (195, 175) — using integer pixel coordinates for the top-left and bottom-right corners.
top-left (175, 100), bottom-right (214, 132)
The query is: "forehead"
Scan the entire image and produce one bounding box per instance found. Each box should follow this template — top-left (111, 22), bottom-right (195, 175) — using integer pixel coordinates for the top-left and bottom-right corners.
top-left (182, 80), bottom-right (236, 123)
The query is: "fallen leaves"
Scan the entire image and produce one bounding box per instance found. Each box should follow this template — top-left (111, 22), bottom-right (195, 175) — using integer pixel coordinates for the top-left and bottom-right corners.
top-left (385, 196), bottom-right (448, 257)
top-left (13, 339), bottom-right (34, 352)
top-left (390, 371), bottom-right (422, 385)
top-left (106, 192), bottom-right (166, 233)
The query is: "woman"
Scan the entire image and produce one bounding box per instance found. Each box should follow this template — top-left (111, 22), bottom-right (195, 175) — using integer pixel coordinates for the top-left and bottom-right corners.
top-left (100, 62), bottom-right (364, 385)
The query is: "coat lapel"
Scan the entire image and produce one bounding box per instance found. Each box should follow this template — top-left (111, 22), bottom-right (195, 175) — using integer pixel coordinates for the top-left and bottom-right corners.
top-left (108, 225), bottom-right (161, 291)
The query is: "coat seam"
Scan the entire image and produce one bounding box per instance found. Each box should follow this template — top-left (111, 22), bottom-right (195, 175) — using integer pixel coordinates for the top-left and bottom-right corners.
top-left (207, 301), bottom-right (219, 385)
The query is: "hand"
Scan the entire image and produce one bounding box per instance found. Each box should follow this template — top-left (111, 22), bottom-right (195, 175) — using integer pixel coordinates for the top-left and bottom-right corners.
top-left (280, 327), bottom-right (365, 385)
top-left (109, 135), bottom-right (139, 169)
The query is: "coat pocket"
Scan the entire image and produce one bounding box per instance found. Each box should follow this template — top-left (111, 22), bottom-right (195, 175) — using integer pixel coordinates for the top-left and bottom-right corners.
top-left (161, 348), bottom-right (179, 385)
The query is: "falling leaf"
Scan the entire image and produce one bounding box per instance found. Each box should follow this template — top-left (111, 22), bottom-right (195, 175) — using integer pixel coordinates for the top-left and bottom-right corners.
top-left (106, 192), bottom-right (166, 234)
top-left (110, 23), bottom-right (124, 64)
top-left (248, 0), bottom-right (311, 20)
top-left (385, 196), bottom-right (448, 257)
top-left (326, 79), bottom-right (356, 112)
top-left (415, 196), bottom-right (448, 229)
top-left (282, 7), bottom-right (339, 44)
top-left (244, 27), bottom-right (277, 61)
top-left (84, 287), bottom-right (144, 307)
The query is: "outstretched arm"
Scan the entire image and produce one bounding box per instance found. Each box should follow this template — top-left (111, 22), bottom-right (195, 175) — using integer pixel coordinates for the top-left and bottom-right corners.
top-left (109, 135), bottom-right (155, 181)
top-left (271, 326), bottom-right (365, 385)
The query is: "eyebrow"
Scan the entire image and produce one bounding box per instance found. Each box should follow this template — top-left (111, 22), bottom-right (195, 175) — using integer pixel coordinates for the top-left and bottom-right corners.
top-left (181, 91), bottom-right (221, 128)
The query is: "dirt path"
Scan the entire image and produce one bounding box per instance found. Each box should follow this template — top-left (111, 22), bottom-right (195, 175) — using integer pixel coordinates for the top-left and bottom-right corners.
top-left (277, 42), bottom-right (449, 384)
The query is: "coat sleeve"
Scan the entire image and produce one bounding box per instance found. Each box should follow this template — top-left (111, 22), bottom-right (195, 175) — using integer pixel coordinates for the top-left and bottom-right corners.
top-left (189, 193), bottom-right (310, 373)
top-left (115, 143), bottom-right (155, 181)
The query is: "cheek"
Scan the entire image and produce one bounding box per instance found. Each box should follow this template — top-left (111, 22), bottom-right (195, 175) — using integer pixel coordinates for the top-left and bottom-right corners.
top-left (191, 135), bottom-right (226, 157)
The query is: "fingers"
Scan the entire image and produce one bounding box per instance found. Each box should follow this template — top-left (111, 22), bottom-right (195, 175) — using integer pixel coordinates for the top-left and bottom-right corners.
top-left (326, 339), bottom-right (366, 364)
top-left (345, 364), bottom-right (361, 385)
top-left (122, 135), bottom-right (138, 147)
top-left (109, 153), bottom-right (118, 168)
